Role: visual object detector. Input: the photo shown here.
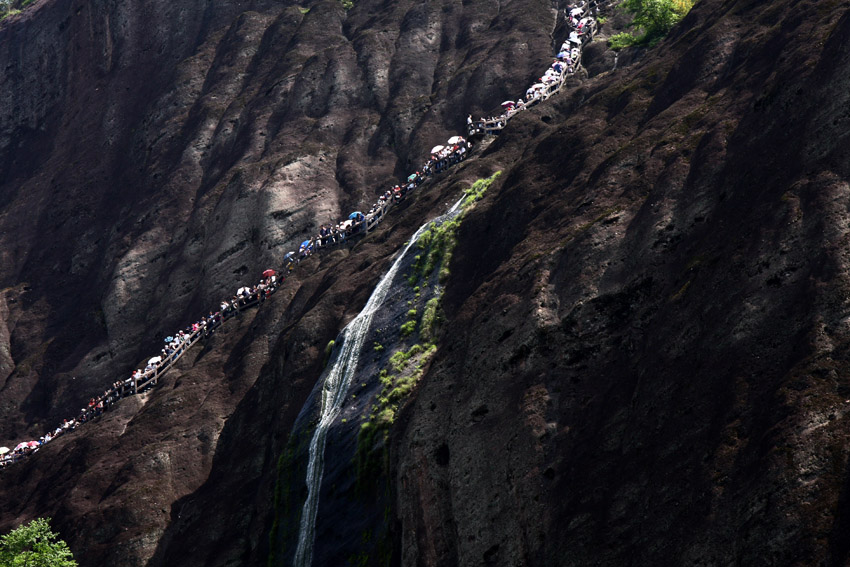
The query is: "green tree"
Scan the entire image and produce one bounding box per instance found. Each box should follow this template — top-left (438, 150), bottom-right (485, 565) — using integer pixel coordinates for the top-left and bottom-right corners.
top-left (0, 518), bottom-right (77, 567)
top-left (609, 0), bottom-right (695, 49)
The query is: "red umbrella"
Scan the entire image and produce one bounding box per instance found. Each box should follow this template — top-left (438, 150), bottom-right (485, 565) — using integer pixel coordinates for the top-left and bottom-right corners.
top-left (263, 269), bottom-right (276, 278)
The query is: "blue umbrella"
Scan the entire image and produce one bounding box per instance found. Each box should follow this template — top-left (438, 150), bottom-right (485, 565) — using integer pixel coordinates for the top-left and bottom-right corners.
top-left (349, 212), bottom-right (364, 220)
top-left (407, 174), bottom-right (417, 182)
top-left (300, 240), bottom-right (311, 248)
top-left (284, 251), bottom-right (295, 260)
top-left (557, 51), bottom-right (568, 59)
top-left (164, 336), bottom-right (174, 343)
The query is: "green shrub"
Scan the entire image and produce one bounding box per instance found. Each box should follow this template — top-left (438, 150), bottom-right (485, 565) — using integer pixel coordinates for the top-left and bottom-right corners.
top-left (400, 320), bottom-right (416, 337)
top-left (0, 518), bottom-right (77, 567)
top-left (420, 297), bottom-right (442, 342)
top-left (609, 32), bottom-right (637, 50)
top-left (375, 407), bottom-right (395, 426)
top-left (373, 342), bottom-right (384, 352)
top-left (462, 171), bottom-right (501, 209)
top-left (612, 0), bottom-right (694, 47)
top-left (389, 350), bottom-right (409, 373)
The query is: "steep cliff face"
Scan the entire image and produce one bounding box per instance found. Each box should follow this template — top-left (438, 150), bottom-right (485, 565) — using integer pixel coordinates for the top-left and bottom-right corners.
top-left (0, 0), bottom-right (562, 435)
top-left (394, 0), bottom-right (850, 565)
top-left (5, 0), bottom-right (850, 563)
top-left (0, 0), bottom-right (569, 565)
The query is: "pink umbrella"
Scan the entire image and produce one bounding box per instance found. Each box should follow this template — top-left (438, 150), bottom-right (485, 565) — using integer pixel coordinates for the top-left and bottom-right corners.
top-left (26, 441), bottom-right (39, 448)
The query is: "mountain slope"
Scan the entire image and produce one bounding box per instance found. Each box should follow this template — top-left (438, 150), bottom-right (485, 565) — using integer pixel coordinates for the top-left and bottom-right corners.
top-left (393, 0), bottom-right (850, 564)
top-left (0, 0), bottom-right (570, 564)
top-left (3, 0), bottom-right (850, 565)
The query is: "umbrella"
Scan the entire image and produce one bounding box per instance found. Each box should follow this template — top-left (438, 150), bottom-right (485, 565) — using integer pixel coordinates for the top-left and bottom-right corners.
top-left (447, 135), bottom-right (464, 144)
top-left (500, 101), bottom-right (515, 107)
top-left (0, 447), bottom-right (9, 455)
top-left (164, 336), bottom-right (174, 343)
top-left (26, 441), bottom-right (39, 448)
top-left (262, 269), bottom-right (276, 278)
top-left (284, 251), bottom-right (295, 260)
top-left (300, 240), bottom-right (311, 248)
top-left (570, 7), bottom-right (583, 16)
top-left (14, 442), bottom-right (28, 451)
top-left (407, 173), bottom-right (418, 182)
top-left (148, 356), bottom-right (162, 365)
top-left (557, 51), bottom-right (568, 59)
top-left (348, 212), bottom-right (363, 220)
top-left (430, 145), bottom-right (445, 154)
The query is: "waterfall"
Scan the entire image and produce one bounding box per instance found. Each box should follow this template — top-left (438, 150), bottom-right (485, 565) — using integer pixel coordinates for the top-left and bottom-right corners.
top-left (292, 196), bottom-right (465, 567)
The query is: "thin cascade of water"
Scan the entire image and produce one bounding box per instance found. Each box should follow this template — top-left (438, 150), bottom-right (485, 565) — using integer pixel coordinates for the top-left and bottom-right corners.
top-left (292, 197), bottom-right (464, 567)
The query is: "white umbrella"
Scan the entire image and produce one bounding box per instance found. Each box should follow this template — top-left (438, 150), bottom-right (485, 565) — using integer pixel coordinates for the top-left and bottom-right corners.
top-left (14, 442), bottom-right (28, 451)
top-left (0, 447), bottom-right (9, 455)
top-left (447, 136), bottom-right (464, 144)
top-left (500, 101), bottom-right (515, 107)
top-left (570, 7), bottom-right (583, 16)
top-left (430, 145), bottom-right (445, 154)
top-left (148, 356), bottom-right (162, 365)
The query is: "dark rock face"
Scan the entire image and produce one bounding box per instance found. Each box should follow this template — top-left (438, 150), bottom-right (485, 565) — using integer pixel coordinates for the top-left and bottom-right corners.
top-left (0, 0), bottom-right (567, 565)
top-left (394, 1), bottom-right (850, 566)
top-left (3, 0), bottom-right (850, 564)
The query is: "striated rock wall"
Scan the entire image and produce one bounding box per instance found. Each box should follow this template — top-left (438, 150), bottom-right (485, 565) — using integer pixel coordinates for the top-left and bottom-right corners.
top-left (5, 0), bottom-right (850, 562)
top-left (0, 0), bottom-right (567, 564)
top-left (393, 0), bottom-right (850, 565)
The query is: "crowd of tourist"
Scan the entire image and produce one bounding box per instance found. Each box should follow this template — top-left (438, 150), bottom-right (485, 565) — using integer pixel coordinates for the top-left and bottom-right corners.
top-left (286, 135), bottom-right (470, 264)
top-left (0, 131), bottom-right (474, 470)
top-left (0, 3), bottom-right (604, 469)
top-left (0, 271), bottom-right (283, 469)
top-left (468, 1), bottom-right (600, 136)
